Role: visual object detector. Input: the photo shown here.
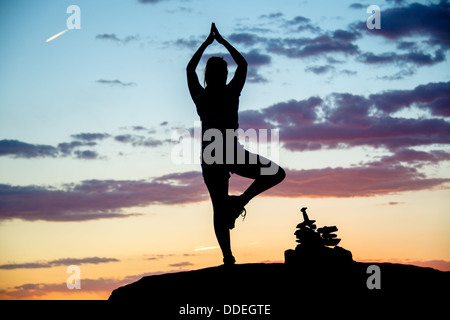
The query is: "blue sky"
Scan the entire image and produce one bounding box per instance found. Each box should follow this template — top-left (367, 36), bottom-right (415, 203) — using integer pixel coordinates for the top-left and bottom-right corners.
top-left (1, 0), bottom-right (448, 184)
top-left (1, 0), bottom-right (449, 219)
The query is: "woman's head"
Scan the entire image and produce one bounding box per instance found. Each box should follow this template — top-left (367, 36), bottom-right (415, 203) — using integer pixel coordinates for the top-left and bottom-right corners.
top-left (205, 56), bottom-right (228, 88)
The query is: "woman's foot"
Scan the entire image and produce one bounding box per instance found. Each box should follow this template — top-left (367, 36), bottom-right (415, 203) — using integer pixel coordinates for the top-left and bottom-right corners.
top-left (227, 195), bottom-right (247, 230)
top-left (223, 255), bottom-right (236, 266)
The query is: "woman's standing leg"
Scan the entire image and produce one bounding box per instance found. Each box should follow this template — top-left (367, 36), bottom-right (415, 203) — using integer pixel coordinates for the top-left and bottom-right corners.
top-left (202, 165), bottom-right (235, 263)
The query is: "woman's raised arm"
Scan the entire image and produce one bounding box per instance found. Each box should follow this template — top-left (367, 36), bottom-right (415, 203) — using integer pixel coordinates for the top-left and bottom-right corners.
top-left (212, 24), bottom-right (247, 91)
top-left (187, 26), bottom-right (214, 97)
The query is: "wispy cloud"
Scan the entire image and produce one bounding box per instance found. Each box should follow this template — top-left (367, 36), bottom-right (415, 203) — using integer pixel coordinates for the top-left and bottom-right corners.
top-left (147, 253), bottom-right (196, 261)
top-left (114, 134), bottom-right (163, 147)
top-left (203, 49), bottom-right (271, 83)
top-left (74, 150), bottom-right (99, 160)
top-left (168, 261), bottom-right (194, 267)
top-left (0, 139), bottom-right (100, 160)
top-left (0, 257), bottom-right (119, 270)
top-left (0, 270), bottom-right (176, 299)
top-left (266, 30), bottom-right (360, 59)
top-left (282, 15), bottom-right (322, 33)
top-left (95, 34), bottom-right (140, 45)
top-left (378, 202), bottom-right (405, 206)
top-left (138, 0), bottom-right (170, 4)
top-left (0, 140), bottom-right (59, 158)
top-left (305, 65), bottom-right (335, 75)
top-left (357, 49), bottom-right (445, 67)
top-left (0, 127), bottom-right (171, 160)
top-left (237, 2), bottom-right (448, 80)
top-left (349, 3), bottom-right (367, 10)
top-left (96, 79), bottom-right (137, 87)
top-left (229, 32), bottom-right (262, 46)
top-left (70, 133), bottom-right (110, 141)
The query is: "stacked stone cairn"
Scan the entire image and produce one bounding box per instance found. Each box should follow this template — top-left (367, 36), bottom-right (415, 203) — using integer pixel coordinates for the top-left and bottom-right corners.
top-left (285, 207), bottom-right (353, 266)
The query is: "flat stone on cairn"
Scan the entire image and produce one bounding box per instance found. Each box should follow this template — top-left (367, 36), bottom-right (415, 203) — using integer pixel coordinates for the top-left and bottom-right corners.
top-left (318, 226), bottom-right (341, 246)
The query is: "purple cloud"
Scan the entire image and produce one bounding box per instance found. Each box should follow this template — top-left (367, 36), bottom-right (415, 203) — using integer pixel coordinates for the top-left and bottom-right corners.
top-left (229, 33), bottom-right (261, 46)
top-left (239, 81), bottom-right (450, 151)
top-left (369, 81), bottom-right (450, 116)
top-left (0, 140), bottom-right (59, 158)
top-left (357, 1), bottom-right (450, 47)
top-left (266, 33), bottom-right (360, 58)
top-left (0, 172), bottom-right (208, 222)
top-left (1, 153), bottom-right (448, 222)
top-left (263, 164), bottom-right (449, 198)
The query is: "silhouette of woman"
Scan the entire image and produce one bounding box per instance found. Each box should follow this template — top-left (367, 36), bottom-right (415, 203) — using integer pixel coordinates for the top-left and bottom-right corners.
top-left (187, 23), bottom-right (285, 265)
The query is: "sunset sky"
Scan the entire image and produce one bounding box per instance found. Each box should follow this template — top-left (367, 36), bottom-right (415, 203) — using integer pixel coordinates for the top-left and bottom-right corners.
top-left (0, 0), bottom-right (449, 299)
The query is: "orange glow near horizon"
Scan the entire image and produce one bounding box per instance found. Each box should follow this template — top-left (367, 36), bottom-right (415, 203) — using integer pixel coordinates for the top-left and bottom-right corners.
top-left (1, 193), bottom-right (449, 300)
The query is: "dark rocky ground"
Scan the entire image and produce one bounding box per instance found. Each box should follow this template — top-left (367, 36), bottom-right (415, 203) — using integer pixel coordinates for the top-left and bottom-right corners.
top-left (108, 261), bottom-right (449, 318)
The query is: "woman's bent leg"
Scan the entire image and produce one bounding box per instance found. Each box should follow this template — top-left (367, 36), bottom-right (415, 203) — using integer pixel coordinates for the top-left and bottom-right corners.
top-left (231, 150), bottom-right (286, 206)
